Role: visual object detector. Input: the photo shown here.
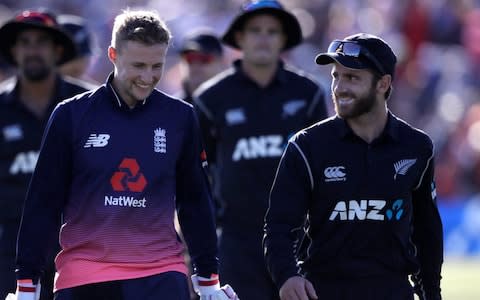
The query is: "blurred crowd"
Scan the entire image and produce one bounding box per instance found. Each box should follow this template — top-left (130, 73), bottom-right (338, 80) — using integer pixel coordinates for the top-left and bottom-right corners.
top-left (1, 0), bottom-right (480, 200)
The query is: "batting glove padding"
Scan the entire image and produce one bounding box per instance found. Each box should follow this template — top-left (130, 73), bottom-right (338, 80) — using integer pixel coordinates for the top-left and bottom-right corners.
top-left (191, 274), bottom-right (239, 300)
top-left (5, 280), bottom-right (40, 300)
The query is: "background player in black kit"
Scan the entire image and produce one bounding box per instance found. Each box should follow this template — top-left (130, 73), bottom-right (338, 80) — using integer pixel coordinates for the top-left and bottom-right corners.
top-left (0, 9), bottom-right (95, 300)
top-left (194, 1), bottom-right (328, 299)
top-left (263, 33), bottom-right (443, 300)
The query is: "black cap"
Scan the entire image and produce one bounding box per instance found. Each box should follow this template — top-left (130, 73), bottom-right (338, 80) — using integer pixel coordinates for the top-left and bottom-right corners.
top-left (180, 30), bottom-right (223, 56)
top-left (58, 14), bottom-right (92, 58)
top-left (222, 0), bottom-right (302, 50)
top-left (315, 33), bottom-right (397, 78)
top-left (0, 9), bottom-right (76, 66)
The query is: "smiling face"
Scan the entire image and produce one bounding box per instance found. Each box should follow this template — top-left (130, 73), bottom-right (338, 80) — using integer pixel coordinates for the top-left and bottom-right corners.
top-left (108, 40), bottom-right (167, 107)
top-left (330, 63), bottom-right (381, 120)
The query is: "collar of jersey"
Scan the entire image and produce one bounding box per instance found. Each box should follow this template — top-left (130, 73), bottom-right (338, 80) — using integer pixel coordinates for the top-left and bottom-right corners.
top-left (105, 72), bottom-right (148, 111)
top-left (336, 111), bottom-right (401, 143)
top-left (233, 59), bottom-right (288, 85)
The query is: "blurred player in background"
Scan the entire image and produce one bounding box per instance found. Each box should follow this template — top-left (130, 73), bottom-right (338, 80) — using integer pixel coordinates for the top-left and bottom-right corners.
top-left (194, 1), bottom-right (328, 299)
top-left (0, 9), bottom-right (94, 300)
top-left (177, 29), bottom-right (226, 104)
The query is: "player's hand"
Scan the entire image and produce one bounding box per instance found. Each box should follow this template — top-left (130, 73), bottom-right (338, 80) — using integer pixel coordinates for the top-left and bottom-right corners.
top-left (5, 280), bottom-right (41, 300)
top-left (279, 276), bottom-right (317, 300)
top-left (191, 274), bottom-right (239, 299)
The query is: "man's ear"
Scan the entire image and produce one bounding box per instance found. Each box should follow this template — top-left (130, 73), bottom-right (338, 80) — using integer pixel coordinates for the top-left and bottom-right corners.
top-left (377, 74), bottom-right (392, 94)
top-left (108, 46), bottom-right (117, 63)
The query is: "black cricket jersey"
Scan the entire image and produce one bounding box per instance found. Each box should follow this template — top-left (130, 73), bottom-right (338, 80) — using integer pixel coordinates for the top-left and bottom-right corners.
top-left (264, 113), bottom-right (443, 299)
top-left (0, 76), bottom-right (93, 222)
top-left (16, 73), bottom-right (218, 290)
top-left (194, 60), bottom-right (328, 233)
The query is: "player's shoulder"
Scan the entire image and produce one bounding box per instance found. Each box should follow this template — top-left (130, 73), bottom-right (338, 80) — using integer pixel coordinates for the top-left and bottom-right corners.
top-left (0, 77), bottom-right (17, 101)
top-left (61, 75), bottom-right (98, 93)
top-left (391, 114), bottom-right (433, 150)
top-left (282, 63), bottom-right (320, 89)
top-left (290, 116), bottom-right (337, 143)
top-left (194, 67), bottom-right (237, 99)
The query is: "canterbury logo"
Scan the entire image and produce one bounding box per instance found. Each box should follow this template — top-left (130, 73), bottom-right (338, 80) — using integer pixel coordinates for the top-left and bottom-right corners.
top-left (324, 166), bottom-right (346, 182)
top-left (84, 134), bottom-right (110, 148)
top-left (393, 159), bottom-right (417, 180)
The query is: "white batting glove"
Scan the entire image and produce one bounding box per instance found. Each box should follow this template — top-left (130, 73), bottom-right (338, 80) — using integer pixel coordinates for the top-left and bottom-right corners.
top-left (5, 280), bottom-right (41, 300)
top-left (191, 274), bottom-right (239, 300)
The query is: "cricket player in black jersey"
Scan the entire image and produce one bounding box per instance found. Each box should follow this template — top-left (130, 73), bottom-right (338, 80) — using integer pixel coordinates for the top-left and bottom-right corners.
top-left (194, 1), bottom-right (328, 299)
top-left (263, 33), bottom-right (443, 300)
top-left (0, 10), bottom-right (95, 300)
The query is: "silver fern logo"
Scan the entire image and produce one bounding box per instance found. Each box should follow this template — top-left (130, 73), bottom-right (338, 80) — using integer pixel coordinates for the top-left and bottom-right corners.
top-left (394, 159), bottom-right (417, 180)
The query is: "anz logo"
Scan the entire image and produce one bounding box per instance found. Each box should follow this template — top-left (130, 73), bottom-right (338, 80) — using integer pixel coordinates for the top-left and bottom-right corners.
top-left (232, 135), bottom-right (284, 161)
top-left (329, 199), bottom-right (405, 221)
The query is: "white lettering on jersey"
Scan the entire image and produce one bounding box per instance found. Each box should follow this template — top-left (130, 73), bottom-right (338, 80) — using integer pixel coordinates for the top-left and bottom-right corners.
top-left (104, 196), bottom-right (147, 208)
top-left (9, 151), bottom-right (39, 175)
top-left (329, 200), bottom-right (386, 221)
top-left (84, 134), bottom-right (110, 148)
top-left (232, 135), bottom-right (284, 161)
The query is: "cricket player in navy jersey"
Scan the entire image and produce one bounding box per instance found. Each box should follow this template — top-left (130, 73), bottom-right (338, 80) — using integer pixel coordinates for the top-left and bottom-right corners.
top-left (194, 1), bottom-right (328, 299)
top-left (11, 10), bottom-right (237, 300)
top-left (0, 9), bottom-right (95, 300)
top-left (263, 33), bottom-right (444, 300)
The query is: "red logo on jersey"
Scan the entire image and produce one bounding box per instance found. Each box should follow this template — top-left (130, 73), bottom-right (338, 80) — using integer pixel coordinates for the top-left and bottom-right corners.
top-left (110, 158), bottom-right (147, 192)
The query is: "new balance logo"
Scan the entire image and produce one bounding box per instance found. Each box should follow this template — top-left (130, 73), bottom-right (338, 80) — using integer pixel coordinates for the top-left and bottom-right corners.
top-left (393, 159), bottom-right (416, 180)
top-left (84, 134), bottom-right (110, 148)
top-left (324, 166), bottom-right (346, 182)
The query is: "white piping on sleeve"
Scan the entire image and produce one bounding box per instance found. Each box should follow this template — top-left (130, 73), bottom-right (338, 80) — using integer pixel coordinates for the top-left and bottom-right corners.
top-left (414, 147), bottom-right (434, 191)
top-left (291, 141), bottom-right (314, 190)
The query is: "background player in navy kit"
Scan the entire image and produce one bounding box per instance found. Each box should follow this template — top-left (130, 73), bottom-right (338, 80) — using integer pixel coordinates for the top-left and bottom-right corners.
top-left (11, 9), bottom-right (237, 300)
top-left (194, 1), bottom-right (328, 299)
top-left (0, 9), bottom-right (95, 300)
top-left (177, 29), bottom-right (226, 104)
top-left (264, 33), bottom-right (443, 300)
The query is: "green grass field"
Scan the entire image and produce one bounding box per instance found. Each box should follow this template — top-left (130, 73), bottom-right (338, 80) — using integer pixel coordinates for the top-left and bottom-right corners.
top-left (425, 258), bottom-right (480, 300)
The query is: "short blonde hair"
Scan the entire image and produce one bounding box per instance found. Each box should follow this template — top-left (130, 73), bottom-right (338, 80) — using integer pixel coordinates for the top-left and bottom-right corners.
top-left (111, 9), bottom-right (171, 51)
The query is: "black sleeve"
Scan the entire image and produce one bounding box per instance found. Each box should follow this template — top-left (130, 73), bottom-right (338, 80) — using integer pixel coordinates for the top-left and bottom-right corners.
top-left (176, 109), bottom-right (218, 277)
top-left (193, 96), bottom-right (217, 165)
top-left (411, 155), bottom-right (443, 300)
top-left (263, 138), bottom-right (312, 289)
top-left (16, 103), bottom-right (72, 281)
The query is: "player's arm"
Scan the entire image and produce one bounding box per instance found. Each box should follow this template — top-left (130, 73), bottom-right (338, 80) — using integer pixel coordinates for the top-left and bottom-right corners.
top-left (176, 108), bottom-right (218, 277)
top-left (176, 109), bottom-right (239, 299)
top-left (193, 96), bottom-right (217, 165)
top-left (411, 152), bottom-right (443, 300)
top-left (264, 134), bottom-right (314, 292)
top-left (15, 103), bottom-right (73, 290)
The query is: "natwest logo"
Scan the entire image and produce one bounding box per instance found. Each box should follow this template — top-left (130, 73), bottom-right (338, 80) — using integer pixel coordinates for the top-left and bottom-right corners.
top-left (110, 158), bottom-right (147, 192)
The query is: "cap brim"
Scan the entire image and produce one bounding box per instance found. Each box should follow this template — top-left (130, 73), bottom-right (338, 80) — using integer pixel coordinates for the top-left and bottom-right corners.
top-left (315, 53), bottom-right (371, 70)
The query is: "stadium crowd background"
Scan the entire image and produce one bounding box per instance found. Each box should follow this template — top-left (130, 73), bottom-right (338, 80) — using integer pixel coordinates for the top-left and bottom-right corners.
top-left (1, 0), bottom-right (480, 258)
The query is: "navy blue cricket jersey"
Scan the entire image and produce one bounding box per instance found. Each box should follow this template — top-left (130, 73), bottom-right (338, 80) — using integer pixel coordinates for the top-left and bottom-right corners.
top-left (264, 113), bottom-right (443, 299)
top-left (16, 73), bottom-right (218, 291)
